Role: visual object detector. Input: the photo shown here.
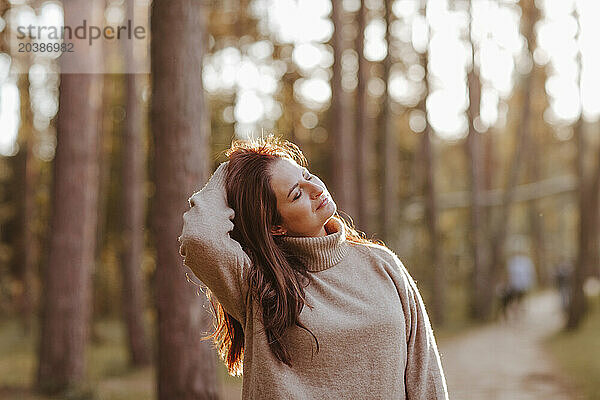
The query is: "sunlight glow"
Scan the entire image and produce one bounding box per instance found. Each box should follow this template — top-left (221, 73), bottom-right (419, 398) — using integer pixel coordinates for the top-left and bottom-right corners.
top-left (235, 90), bottom-right (264, 124)
top-left (0, 80), bottom-right (20, 156)
top-left (206, 0), bottom-right (599, 139)
top-left (265, 0), bottom-right (333, 44)
top-left (293, 43), bottom-right (323, 70)
top-left (365, 18), bottom-right (387, 61)
top-left (3, 0), bottom-right (598, 146)
top-left (294, 77), bottom-right (331, 109)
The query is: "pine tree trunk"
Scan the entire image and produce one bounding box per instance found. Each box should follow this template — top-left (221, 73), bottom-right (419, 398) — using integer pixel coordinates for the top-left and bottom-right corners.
top-left (418, 41), bottom-right (444, 326)
top-left (330, 0), bottom-right (358, 219)
top-left (15, 71), bottom-right (38, 334)
top-left (421, 126), bottom-right (444, 327)
top-left (91, 74), bottom-right (109, 345)
top-left (565, 2), bottom-right (600, 329)
top-left (488, 0), bottom-right (537, 310)
top-left (379, 0), bottom-right (399, 243)
top-left (36, 1), bottom-right (103, 392)
top-left (567, 119), bottom-right (588, 329)
top-left (120, 0), bottom-right (150, 367)
top-left (589, 141), bottom-right (600, 279)
top-left (466, 0), bottom-right (488, 320)
top-left (466, 65), bottom-right (487, 319)
top-left (527, 115), bottom-right (547, 286)
top-left (151, 1), bottom-right (218, 398)
top-left (355, 0), bottom-right (373, 232)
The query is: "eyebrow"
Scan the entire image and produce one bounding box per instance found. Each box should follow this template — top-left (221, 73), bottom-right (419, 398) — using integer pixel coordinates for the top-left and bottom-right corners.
top-left (287, 168), bottom-right (310, 199)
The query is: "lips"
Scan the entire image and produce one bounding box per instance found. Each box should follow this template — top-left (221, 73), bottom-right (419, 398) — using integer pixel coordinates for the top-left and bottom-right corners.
top-left (316, 196), bottom-right (328, 210)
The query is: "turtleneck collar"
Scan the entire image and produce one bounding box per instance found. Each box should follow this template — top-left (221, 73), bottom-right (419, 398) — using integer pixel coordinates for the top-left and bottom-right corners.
top-left (280, 217), bottom-right (349, 272)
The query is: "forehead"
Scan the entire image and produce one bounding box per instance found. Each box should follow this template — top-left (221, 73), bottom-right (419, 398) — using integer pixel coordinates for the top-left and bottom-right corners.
top-left (269, 158), bottom-right (303, 193)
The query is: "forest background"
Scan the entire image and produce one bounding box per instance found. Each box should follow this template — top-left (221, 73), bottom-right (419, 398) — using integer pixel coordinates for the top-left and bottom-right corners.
top-left (0, 0), bottom-right (599, 399)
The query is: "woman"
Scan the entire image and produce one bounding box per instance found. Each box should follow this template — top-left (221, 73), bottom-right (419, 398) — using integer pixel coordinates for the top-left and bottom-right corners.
top-left (179, 137), bottom-right (448, 399)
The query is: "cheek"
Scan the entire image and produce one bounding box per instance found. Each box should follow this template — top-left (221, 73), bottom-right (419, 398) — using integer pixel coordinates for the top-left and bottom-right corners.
top-left (292, 201), bottom-right (314, 219)
top-left (281, 201), bottom-right (316, 226)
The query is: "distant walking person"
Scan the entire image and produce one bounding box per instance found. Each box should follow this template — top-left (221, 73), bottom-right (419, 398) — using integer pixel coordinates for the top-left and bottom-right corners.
top-left (554, 260), bottom-right (572, 313)
top-left (506, 244), bottom-right (536, 317)
top-left (179, 137), bottom-right (448, 399)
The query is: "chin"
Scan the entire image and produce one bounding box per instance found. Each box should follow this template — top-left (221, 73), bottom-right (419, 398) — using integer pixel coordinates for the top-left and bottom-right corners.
top-left (323, 201), bottom-right (337, 219)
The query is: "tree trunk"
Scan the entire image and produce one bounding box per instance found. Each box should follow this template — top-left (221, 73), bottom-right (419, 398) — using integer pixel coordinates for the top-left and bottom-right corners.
top-left (120, 0), bottom-right (150, 367)
top-left (465, 10), bottom-right (488, 319)
top-left (566, 122), bottom-right (600, 329)
top-left (527, 106), bottom-right (548, 286)
top-left (565, 3), bottom-right (600, 329)
top-left (487, 0), bottom-right (537, 307)
top-left (421, 126), bottom-right (444, 327)
top-left (15, 71), bottom-right (38, 334)
top-left (482, 130), bottom-right (495, 229)
top-left (355, 0), bottom-right (373, 232)
top-left (418, 43), bottom-right (444, 326)
top-left (36, 1), bottom-right (103, 393)
top-left (91, 73), bottom-right (109, 344)
top-left (589, 140), bottom-right (600, 279)
top-left (151, 1), bottom-right (219, 398)
top-left (567, 119), bottom-right (588, 329)
top-left (379, 0), bottom-right (399, 244)
top-left (330, 0), bottom-right (358, 219)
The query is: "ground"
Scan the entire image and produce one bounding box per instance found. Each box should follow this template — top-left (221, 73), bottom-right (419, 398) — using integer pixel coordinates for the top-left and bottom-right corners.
top-left (0, 291), bottom-right (586, 399)
top-left (439, 291), bottom-right (579, 399)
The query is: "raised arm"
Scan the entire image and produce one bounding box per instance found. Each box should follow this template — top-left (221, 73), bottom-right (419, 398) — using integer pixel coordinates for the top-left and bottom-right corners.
top-left (394, 255), bottom-right (449, 399)
top-left (178, 162), bottom-right (251, 324)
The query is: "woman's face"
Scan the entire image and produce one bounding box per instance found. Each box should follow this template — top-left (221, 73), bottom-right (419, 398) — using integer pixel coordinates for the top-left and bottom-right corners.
top-left (268, 158), bottom-right (336, 237)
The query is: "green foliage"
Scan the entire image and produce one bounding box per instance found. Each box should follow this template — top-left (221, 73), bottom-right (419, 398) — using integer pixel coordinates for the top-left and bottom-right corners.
top-left (547, 295), bottom-right (600, 399)
top-left (0, 318), bottom-right (244, 399)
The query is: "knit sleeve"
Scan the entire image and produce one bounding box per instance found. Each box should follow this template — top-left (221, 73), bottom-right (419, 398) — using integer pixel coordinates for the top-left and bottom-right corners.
top-left (393, 255), bottom-right (449, 400)
top-left (178, 162), bottom-right (250, 324)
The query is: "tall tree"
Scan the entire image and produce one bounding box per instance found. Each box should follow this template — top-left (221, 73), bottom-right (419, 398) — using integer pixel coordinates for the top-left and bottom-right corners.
top-left (330, 0), bottom-right (358, 219)
top-left (527, 51), bottom-right (548, 286)
top-left (486, 0), bottom-right (537, 315)
top-left (14, 66), bottom-right (38, 334)
top-left (355, 0), bottom-right (374, 232)
top-left (588, 140), bottom-right (600, 278)
top-left (567, 6), bottom-right (600, 326)
top-left (119, 0), bottom-right (150, 366)
top-left (567, 118), bottom-right (585, 329)
top-left (417, 2), bottom-right (444, 326)
top-left (465, 0), bottom-right (488, 320)
top-left (151, 1), bottom-right (218, 398)
top-left (379, 0), bottom-right (399, 243)
top-left (36, 0), bottom-right (103, 393)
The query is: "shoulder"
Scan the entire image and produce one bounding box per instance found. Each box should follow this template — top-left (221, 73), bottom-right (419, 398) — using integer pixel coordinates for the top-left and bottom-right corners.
top-left (350, 241), bottom-right (420, 295)
top-left (351, 241), bottom-right (402, 265)
top-left (350, 241), bottom-right (410, 277)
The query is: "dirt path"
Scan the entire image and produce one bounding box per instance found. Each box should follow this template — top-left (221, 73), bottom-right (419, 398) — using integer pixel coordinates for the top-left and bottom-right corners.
top-left (439, 291), bottom-right (578, 399)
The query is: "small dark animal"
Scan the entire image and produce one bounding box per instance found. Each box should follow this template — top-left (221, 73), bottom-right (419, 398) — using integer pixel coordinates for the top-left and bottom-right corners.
top-left (498, 285), bottom-right (524, 321)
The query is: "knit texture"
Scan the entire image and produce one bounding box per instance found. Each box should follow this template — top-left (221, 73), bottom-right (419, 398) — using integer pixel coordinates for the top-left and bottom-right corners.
top-left (280, 218), bottom-right (349, 272)
top-left (179, 163), bottom-right (449, 399)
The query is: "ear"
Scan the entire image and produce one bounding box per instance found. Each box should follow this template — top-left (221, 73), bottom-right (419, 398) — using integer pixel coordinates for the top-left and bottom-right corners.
top-left (271, 225), bottom-right (287, 236)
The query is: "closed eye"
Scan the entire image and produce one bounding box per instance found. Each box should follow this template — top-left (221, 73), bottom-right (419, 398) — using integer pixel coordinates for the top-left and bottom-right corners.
top-left (292, 173), bottom-right (313, 201)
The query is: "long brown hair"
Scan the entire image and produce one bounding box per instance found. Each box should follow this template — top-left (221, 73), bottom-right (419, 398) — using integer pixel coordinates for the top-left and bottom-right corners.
top-left (204, 136), bottom-right (380, 376)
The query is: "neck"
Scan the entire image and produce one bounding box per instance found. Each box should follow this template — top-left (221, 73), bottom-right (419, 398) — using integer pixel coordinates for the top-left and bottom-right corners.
top-left (280, 217), bottom-right (348, 272)
top-left (314, 225), bottom-right (327, 237)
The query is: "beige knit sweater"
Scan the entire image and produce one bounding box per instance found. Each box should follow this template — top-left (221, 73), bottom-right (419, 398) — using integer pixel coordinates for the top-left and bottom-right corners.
top-left (179, 163), bottom-right (449, 399)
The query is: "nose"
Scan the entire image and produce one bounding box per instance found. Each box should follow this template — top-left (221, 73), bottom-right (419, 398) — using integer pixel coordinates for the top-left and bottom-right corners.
top-left (307, 181), bottom-right (324, 199)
